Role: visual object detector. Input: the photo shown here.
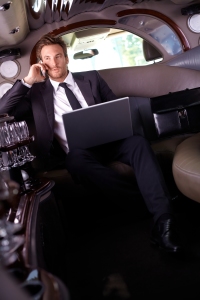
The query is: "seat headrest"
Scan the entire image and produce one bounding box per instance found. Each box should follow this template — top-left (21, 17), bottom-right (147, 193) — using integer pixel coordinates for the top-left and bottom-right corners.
top-left (143, 40), bottom-right (162, 62)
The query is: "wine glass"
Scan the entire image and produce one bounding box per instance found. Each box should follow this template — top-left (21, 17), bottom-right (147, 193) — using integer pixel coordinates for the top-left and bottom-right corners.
top-left (6, 122), bottom-right (24, 167)
top-left (14, 121), bottom-right (29, 142)
top-left (14, 121), bottom-right (35, 163)
top-left (0, 123), bottom-right (16, 170)
top-left (0, 122), bottom-right (11, 147)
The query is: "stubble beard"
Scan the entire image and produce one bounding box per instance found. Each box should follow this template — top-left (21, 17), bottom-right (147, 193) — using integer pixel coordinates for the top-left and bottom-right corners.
top-left (49, 67), bottom-right (68, 81)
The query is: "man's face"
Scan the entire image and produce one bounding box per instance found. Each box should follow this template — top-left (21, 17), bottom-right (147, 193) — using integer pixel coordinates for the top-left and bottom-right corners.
top-left (40, 44), bottom-right (69, 82)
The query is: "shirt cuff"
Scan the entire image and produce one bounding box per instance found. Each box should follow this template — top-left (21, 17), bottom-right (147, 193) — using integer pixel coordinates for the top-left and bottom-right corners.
top-left (21, 79), bottom-right (32, 88)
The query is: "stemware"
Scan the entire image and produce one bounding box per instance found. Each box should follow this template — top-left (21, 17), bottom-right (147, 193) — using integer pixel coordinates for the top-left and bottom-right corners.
top-left (14, 121), bottom-right (35, 163)
top-left (0, 123), bottom-right (16, 170)
top-left (5, 123), bottom-right (23, 167)
top-left (14, 121), bottom-right (29, 142)
top-left (7, 122), bottom-right (20, 144)
top-left (0, 122), bottom-right (11, 148)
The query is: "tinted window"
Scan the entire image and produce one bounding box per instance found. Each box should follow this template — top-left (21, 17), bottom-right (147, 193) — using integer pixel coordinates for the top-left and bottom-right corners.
top-left (66, 30), bottom-right (162, 72)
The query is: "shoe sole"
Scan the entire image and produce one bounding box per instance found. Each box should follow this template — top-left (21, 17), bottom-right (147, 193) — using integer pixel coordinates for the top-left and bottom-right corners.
top-left (150, 238), bottom-right (183, 253)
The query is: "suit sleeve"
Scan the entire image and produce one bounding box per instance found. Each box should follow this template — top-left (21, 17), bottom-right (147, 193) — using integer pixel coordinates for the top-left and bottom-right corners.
top-left (96, 71), bottom-right (117, 102)
top-left (0, 80), bottom-right (32, 120)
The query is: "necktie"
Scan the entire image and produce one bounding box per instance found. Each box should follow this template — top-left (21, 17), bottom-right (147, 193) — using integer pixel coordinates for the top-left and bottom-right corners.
top-left (59, 83), bottom-right (82, 110)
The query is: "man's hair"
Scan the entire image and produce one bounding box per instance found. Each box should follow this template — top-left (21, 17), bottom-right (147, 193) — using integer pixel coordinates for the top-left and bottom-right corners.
top-left (36, 34), bottom-right (68, 60)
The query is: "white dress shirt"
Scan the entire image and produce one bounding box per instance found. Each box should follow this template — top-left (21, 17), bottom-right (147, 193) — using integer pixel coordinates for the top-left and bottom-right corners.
top-left (22, 71), bottom-right (88, 154)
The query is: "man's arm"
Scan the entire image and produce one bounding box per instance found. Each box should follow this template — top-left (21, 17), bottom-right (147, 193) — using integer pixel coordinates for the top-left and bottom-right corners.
top-left (0, 62), bottom-right (47, 119)
top-left (0, 80), bottom-right (31, 119)
top-left (96, 71), bottom-right (117, 102)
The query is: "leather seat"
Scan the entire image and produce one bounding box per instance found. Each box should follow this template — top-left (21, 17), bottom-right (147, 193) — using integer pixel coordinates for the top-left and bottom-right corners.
top-left (172, 132), bottom-right (200, 203)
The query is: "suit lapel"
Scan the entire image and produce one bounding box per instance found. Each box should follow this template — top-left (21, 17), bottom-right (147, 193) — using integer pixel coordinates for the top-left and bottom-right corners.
top-left (41, 79), bottom-right (54, 131)
top-left (73, 73), bottom-right (96, 106)
top-left (38, 74), bottom-right (95, 131)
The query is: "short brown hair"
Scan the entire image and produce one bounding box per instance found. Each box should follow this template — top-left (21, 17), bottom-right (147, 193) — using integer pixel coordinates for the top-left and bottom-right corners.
top-left (36, 34), bottom-right (68, 60)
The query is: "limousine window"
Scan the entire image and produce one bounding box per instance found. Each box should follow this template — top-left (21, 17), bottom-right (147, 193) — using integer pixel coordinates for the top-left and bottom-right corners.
top-left (66, 29), bottom-right (163, 72)
top-left (118, 15), bottom-right (183, 56)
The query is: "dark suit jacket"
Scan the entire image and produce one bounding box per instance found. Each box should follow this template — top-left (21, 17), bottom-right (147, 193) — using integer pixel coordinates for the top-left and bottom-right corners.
top-left (0, 70), bottom-right (117, 171)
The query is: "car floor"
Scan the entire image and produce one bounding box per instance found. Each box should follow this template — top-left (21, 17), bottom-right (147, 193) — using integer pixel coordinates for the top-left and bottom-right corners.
top-left (47, 181), bottom-right (200, 300)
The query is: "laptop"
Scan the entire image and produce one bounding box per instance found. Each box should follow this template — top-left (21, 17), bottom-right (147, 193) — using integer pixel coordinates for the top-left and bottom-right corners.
top-left (62, 97), bottom-right (133, 151)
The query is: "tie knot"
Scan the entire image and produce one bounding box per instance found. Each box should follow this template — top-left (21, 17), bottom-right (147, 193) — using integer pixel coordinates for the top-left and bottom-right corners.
top-left (59, 82), bottom-right (66, 88)
top-left (58, 82), bottom-right (82, 110)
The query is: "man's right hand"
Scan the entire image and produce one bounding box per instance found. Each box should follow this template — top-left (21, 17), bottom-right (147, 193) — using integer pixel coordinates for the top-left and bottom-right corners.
top-left (23, 62), bottom-right (47, 85)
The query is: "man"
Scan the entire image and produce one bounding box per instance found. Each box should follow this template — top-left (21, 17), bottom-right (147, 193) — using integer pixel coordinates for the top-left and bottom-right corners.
top-left (0, 34), bottom-right (183, 253)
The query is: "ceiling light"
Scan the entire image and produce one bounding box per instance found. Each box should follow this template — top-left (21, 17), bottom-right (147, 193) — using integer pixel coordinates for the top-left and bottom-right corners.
top-left (9, 26), bottom-right (20, 34)
top-left (0, 1), bottom-right (12, 11)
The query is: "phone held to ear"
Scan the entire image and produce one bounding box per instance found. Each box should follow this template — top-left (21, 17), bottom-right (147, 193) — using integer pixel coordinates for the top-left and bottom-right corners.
top-left (39, 60), bottom-right (46, 77)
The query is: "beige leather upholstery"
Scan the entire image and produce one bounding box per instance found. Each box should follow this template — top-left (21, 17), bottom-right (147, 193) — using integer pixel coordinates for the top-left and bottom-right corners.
top-left (99, 64), bottom-right (200, 99)
top-left (173, 133), bottom-right (200, 202)
top-left (151, 135), bottom-right (191, 156)
top-left (142, 40), bottom-right (162, 62)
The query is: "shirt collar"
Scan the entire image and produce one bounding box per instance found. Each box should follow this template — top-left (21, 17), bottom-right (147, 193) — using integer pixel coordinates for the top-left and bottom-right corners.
top-left (50, 71), bottom-right (75, 92)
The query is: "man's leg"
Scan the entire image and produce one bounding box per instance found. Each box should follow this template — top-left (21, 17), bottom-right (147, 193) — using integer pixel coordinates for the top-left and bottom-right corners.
top-left (65, 135), bottom-right (183, 253)
top-left (66, 135), bottom-right (172, 223)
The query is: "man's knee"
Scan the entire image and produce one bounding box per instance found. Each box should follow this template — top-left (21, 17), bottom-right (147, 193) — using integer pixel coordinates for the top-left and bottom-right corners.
top-left (126, 135), bottom-right (151, 151)
top-left (65, 148), bottom-right (93, 171)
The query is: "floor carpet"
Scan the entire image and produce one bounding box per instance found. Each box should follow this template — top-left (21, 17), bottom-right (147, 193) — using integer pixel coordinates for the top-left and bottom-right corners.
top-left (54, 192), bottom-right (200, 300)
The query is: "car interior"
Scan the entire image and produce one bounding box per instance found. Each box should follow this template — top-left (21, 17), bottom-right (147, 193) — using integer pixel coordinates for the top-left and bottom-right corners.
top-left (1, 0), bottom-right (200, 299)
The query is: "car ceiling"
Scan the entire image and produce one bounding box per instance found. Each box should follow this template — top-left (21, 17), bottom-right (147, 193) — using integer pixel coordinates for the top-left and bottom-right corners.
top-left (0, 0), bottom-right (198, 50)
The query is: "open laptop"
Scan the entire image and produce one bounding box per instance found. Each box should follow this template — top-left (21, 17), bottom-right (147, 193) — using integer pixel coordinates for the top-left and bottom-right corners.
top-left (62, 97), bottom-right (133, 151)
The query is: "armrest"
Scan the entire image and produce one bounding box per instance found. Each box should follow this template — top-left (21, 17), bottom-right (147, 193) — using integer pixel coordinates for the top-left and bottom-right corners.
top-left (172, 132), bottom-right (200, 202)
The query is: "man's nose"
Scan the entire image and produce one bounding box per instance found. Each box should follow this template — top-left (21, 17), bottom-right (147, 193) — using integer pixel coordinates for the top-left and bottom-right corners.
top-left (51, 58), bottom-right (57, 67)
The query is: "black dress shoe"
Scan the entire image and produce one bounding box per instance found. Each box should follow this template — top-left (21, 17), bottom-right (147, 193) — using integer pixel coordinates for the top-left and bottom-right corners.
top-left (150, 218), bottom-right (183, 253)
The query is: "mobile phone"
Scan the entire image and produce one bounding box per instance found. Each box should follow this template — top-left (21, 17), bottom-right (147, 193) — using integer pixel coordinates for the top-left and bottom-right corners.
top-left (39, 60), bottom-right (46, 77)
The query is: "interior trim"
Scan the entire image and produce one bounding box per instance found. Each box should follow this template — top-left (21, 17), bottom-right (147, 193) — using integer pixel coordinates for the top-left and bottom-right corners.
top-left (117, 9), bottom-right (190, 51)
top-left (28, 0), bottom-right (44, 19)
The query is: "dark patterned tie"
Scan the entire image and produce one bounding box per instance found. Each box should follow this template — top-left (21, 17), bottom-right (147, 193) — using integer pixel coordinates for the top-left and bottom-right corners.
top-left (59, 82), bottom-right (82, 110)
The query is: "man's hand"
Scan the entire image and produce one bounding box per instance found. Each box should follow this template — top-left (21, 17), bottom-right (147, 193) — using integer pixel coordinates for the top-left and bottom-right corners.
top-left (23, 61), bottom-right (47, 85)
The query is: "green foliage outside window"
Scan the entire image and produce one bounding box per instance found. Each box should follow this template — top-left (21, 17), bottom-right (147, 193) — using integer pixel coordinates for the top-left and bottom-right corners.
top-left (110, 33), bottom-right (150, 67)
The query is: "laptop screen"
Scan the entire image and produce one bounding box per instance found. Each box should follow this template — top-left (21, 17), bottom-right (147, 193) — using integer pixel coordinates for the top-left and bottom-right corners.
top-left (62, 97), bottom-right (133, 151)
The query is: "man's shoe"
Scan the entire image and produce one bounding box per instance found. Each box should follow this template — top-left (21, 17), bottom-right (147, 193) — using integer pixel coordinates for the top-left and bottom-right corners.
top-left (150, 218), bottom-right (183, 253)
